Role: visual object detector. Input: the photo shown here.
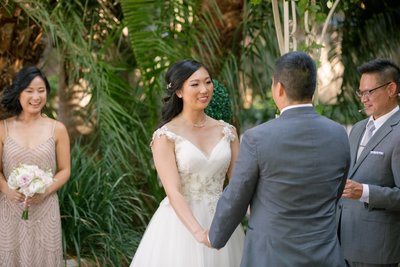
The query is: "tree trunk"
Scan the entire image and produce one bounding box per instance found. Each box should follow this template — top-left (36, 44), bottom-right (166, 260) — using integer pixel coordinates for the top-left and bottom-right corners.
top-left (0, 4), bottom-right (45, 118)
top-left (199, 0), bottom-right (244, 75)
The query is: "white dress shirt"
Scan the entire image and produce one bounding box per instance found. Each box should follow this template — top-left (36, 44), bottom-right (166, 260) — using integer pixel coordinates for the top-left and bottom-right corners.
top-left (280, 103), bottom-right (313, 115)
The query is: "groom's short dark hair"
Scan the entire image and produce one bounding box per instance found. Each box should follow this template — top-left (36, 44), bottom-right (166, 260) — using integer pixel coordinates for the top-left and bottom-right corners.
top-left (273, 51), bottom-right (316, 101)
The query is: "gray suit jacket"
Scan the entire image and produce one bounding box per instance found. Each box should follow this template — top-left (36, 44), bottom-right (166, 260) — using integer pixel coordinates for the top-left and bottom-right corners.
top-left (209, 107), bottom-right (350, 267)
top-left (339, 110), bottom-right (400, 264)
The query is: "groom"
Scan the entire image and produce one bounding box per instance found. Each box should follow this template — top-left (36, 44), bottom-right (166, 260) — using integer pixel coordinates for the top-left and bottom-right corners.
top-left (207, 51), bottom-right (350, 266)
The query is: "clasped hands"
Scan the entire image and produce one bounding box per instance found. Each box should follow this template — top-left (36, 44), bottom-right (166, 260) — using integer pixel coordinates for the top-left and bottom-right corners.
top-left (342, 179), bottom-right (363, 199)
top-left (193, 229), bottom-right (212, 248)
top-left (193, 179), bottom-right (364, 249)
top-left (193, 179), bottom-right (363, 249)
top-left (5, 186), bottom-right (48, 206)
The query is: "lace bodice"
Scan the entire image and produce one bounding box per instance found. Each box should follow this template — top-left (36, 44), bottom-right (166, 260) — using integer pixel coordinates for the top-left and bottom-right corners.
top-left (152, 121), bottom-right (235, 213)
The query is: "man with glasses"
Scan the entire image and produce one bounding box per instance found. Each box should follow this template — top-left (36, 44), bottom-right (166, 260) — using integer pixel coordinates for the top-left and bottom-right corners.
top-left (339, 59), bottom-right (400, 267)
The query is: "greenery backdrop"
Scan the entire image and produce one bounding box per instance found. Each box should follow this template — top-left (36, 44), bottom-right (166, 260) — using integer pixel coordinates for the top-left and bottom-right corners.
top-left (0, 0), bottom-right (399, 266)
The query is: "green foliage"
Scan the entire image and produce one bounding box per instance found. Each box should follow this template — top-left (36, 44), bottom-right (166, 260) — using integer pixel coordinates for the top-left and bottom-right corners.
top-left (120, 0), bottom-right (210, 129)
top-left (205, 80), bottom-right (233, 122)
top-left (59, 143), bottom-right (150, 266)
top-left (13, 1), bottom-right (161, 265)
top-left (237, 1), bottom-right (280, 127)
top-left (298, 41), bottom-right (324, 54)
top-left (239, 93), bottom-right (277, 131)
top-left (120, 0), bottom-right (281, 130)
top-left (120, 0), bottom-right (200, 84)
top-left (251, 0), bottom-right (262, 5)
top-left (324, 0), bottom-right (400, 125)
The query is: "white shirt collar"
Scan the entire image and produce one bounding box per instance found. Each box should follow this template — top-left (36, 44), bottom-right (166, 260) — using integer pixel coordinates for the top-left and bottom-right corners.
top-left (368, 105), bottom-right (399, 132)
top-left (280, 104), bottom-right (313, 115)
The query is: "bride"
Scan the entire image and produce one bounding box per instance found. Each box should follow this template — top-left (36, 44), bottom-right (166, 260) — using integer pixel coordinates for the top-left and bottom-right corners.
top-left (130, 59), bottom-right (244, 267)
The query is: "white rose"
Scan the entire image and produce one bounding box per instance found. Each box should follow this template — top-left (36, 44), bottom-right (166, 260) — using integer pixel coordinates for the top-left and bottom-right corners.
top-left (19, 186), bottom-right (32, 197)
top-left (7, 173), bottom-right (19, 190)
top-left (28, 178), bottom-right (46, 195)
top-left (16, 173), bottom-right (34, 188)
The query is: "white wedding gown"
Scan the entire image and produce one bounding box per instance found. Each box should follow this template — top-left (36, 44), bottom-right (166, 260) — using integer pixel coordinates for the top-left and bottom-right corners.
top-left (130, 122), bottom-right (244, 267)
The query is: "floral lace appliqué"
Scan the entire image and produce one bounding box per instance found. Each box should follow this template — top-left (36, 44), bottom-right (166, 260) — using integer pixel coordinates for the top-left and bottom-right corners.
top-left (180, 170), bottom-right (227, 215)
top-left (220, 120), bottom-right (236, 142)
top-left (150, 126), bottom-right (177, 147)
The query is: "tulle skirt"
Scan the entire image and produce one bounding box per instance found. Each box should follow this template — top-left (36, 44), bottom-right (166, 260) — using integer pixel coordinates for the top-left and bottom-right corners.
top-left (130, 197), bottom-right (244, 267)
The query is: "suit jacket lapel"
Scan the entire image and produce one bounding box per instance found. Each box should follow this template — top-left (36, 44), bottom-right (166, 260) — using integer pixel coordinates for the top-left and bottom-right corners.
top-left (349, 110), bottom-right (400, 178)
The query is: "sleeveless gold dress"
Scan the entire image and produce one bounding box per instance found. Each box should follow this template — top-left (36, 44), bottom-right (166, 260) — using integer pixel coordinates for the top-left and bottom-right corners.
top-left (0, 120), bottom-right (63, 267)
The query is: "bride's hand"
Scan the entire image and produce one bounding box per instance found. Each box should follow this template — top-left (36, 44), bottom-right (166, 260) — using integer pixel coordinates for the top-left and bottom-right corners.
top-left (203, 230), bottom-right (212, 248)
top-left (193, 229), bottom-right (208, 244)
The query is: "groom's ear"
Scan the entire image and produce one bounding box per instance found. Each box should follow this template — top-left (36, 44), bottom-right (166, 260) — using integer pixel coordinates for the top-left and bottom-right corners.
top-left (277, 82), bottom-right (285, 97)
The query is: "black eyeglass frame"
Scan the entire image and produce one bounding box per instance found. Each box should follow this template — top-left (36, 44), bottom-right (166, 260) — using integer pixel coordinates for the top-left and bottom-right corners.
top-left (356, 81), bottom-right (393, 98)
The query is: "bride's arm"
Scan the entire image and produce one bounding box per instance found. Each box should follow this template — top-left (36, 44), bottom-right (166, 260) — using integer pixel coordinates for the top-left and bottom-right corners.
top-left (152, 135), bottom-right (207, 243)
top-left (226, 127), bottom-right (240, 180)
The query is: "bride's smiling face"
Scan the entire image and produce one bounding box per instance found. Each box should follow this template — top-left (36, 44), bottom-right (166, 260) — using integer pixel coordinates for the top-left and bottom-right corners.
top-left (177, 67), bottom-right (213, 110)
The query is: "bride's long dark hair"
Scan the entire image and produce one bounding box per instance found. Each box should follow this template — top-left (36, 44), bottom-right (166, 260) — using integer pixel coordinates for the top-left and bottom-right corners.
top-left (159, 59), bottom-right (210, 127)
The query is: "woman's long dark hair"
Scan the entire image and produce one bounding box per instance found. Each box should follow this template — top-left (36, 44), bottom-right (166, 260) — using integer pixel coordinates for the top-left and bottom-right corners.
top-left (1, 66), bottom-right (51, 115)
top-left (159, 59), bottom-right (210, 127)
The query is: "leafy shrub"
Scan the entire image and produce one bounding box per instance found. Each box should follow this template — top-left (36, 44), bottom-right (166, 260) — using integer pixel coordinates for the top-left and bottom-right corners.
top-left (59, 142), bottom-right (152, 266)
top-left (206, 80), bottom-right (233, 122)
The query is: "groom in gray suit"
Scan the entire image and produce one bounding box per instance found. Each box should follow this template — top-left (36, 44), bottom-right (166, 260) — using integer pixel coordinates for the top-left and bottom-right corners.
top-left (339, 59), bottom-right (400, 267)
top-left (207, 51), bottom-right (350, 267)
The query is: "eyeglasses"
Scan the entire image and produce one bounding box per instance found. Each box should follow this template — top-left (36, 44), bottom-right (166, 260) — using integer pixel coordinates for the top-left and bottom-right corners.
top-left (356, 81), bottom-right (393, 98)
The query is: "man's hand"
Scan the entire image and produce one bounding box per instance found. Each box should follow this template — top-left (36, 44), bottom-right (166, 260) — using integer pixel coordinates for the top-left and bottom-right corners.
top-left (203, 230), bottom-right (212, 248)
top-left (342, 179), bottom-right (363, 199)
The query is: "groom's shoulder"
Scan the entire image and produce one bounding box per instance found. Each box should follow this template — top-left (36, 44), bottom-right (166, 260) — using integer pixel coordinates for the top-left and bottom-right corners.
top-left (318, 115), bottom-right (348, 132)
top-left (243, 118), bottom-right (280, 137)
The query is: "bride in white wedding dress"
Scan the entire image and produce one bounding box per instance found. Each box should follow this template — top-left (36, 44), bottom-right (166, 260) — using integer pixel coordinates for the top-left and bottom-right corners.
top-left (130, 59), bottom-right (244, 267)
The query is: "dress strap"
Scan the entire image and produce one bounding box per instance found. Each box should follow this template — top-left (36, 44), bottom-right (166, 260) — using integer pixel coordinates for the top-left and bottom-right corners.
top-left (150, 126), bottom-right (177, 147)
top-left (219, 120), bottom-right (236, 142)
top-left (51, 120), bottom-right (57, 137)
top-left (3, 120), bottom-right (8, 137)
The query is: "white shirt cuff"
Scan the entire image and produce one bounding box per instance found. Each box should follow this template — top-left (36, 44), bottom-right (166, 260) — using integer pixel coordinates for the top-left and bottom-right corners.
top-left (359, 184), bottom-right (370, 203)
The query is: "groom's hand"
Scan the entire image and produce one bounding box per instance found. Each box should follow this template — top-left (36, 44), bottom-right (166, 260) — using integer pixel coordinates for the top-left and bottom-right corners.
top-left (203, 230), bottom-right (212, 248)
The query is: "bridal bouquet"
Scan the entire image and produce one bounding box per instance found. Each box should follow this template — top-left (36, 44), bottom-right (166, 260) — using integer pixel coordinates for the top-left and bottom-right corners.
top-left (7, 164), bottom-right (53, 220)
